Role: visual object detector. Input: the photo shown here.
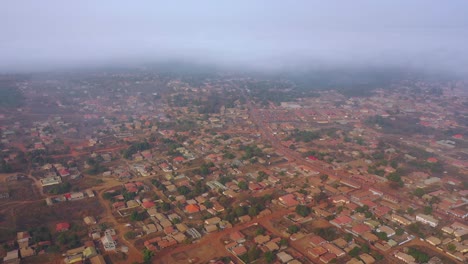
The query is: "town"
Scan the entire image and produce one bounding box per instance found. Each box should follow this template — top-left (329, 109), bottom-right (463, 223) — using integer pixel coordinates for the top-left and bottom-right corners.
top-left (0, 69), bottom-right (467, 264)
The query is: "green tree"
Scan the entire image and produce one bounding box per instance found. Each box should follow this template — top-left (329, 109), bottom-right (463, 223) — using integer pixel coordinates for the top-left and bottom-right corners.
top-left (143, 249), bottom-right (154, 263)
top-left (423, 206), bottom-right (433, 215)
top-left (375, 232), bottom-right (388, 241)
top-left (295, 205), bottom-right (311, 217)
top-left (279, 238), bottom-right (288, 247)
top-left (235, 206), bottom-right (247, 217)
top-left (248, 206), bottom-right (259, 217)
top-left (124, 231), bottom-right (136, 239)
top-left (320, 174), bottom-right (329, 182)
top-left (264, 251), bottom-right (275, 263)
top-left (247, 246), bottom-right (261, 262)
top-left (287, 225), bottom-right (300, 234)
top-left (238, 181), bottom-right (248, 190)
top-left (361, 244), bottom-right (370, 254)
top-left (394, 228), bottom-right (404, 236)
top-left (447, 243), bottom-right (456, 252)
top-left (344, 233), bottom-right (353, 242)
top-left (256, 228), bottom-right (266, 236)
top-left (413, 188), bottom-right (425, 198)
top-left (349, 246), bottom-right (360, 258)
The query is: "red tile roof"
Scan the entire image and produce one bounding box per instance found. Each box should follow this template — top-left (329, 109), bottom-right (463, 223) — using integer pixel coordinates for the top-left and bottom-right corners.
top-left (185, 204), bottom-right (200, 213)
top-left (56, 222), bottom-right (70, 232)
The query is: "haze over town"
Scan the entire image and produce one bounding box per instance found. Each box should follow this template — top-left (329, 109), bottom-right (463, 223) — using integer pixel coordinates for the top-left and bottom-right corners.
top-left (0, 1), bottom-right (467, 264)
top-left (1, 1), bottom-right (468, 74)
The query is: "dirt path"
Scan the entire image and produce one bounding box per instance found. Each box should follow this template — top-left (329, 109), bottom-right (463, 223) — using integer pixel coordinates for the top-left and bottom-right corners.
top-left (95, 183), bottom-right (143, 263)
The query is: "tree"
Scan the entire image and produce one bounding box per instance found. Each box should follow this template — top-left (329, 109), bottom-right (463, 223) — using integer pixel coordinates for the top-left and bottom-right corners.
top-left (177, 185), bottom-right (191, 195)
top-left (423, 206), bottom-right (433, 215)
top-left (407, 247), bottom-right (429, 263)
top-left (248, 206), bottom-right (259, 217)
top-left (361, 244), bottom-right (370, 254)
top-left (161, 202), bottom-right (171, 212)
top-left (375, 232), bottom-right (388, 241)
top-left (143, 249), bottom-right (154, 263)
top-left (349, 246), bottom-right (360, 257)
top-left (235, 206), bottom-right (247, 217)
top-left (320, 174), bottom-right (329, 182)
top-left (287, 225), bottom-right (300, 234)
top-left (344, 233), bottom-right (353, 242)
top-left (264, 251), bottom-right (275, 263)
top-left (130, 211), bottom-right (145, 222)
top-left (124, 231), bottom-right (136, 239)
top-left (395, 228), bottom-right (404, 236)
top-left (295, 205), bottom-right (311, 217)
top-left (256, 228), bottom-right (266, 236)
top-left (413, 188), bottom-right (425, 198)
top-left (447, 243), bottom-right (456, 253)
top-left (238, 181), bottom-right (248, 190)
top-left (247, 246), bottom-right (261, 262)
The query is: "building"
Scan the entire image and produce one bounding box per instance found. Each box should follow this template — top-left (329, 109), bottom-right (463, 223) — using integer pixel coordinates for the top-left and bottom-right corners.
top-left (84, 216), bottom-right (97, 225)
top-left (56, 222), bottom-right (70, 232)
top-left (40, 176), bottom-right (62, 186)
top-left (101, 233), bottom-right (116, 251)
top-left (3, 250), bottom-right (19, 264)
top-left (415, 213), bottom-right (439, 227)
top-left (279, 194), bottom-right (299, 207)
top-left (394, 252), bottom-right (416, 264)
top-left (391, 214), bottom-right (412, 226)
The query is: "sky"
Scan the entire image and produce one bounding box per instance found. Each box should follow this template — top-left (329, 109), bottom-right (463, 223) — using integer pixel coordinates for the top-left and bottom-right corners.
top-left (1, 1), bottom-right (468, 73)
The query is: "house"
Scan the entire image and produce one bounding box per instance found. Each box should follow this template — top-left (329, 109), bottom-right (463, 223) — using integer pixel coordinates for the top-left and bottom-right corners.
top-left (309, 235), bottom-right (327, 247)
top-left (415, 213), bottom-right (439, 227)
top-left (101, 233), bottom-right (117, 251)
top-left (205, 224), bottom-right (218, 233)
top-left (238, 215), bottom-right (251, 223)
top-left (359, 253), bottom-right (375, 264)
top-left (17, 231), bottom-right (31, 244)
top-left (394, 252), bottom-right (416, 264)
top-left (142, 201), bottom-right (156, 209)
top-left (230, 231), bottom-right (246, 243)
top-left (361, 232), bottom-right (379, 243)
top-left (3, 250), bottom-right (19, 263)
top-left (231, 245), bottom-right (247, 256)
top-left (391, 214), bottom-right (412, 226)
top-left (350, 224), bottom-right (371, 236)
top-left (86, 189), bottom-right (95, 197)
top-left (83, 246), bottom-right (98, 258)
top-left (308, 246), bottom-right (327, 258)
top-left (323, 243), bottom-right (345, 257)
top-left (425, 236), bottom-right (441, 246)
top-left (89, 255), bottom-right (106, 264)
top-left (265, 241), bottom-right (279, 251)
top-left (185, 204), bottom-right (200, 213)
top-left (277, 251), bottom-right (294, 263)
top-left (143, 224), bottom-right (158, 234)
top-left (56, 222), bottom-right (70, 232)
top-left (376, 226), bottom-right (395, 237)
top-left (447, 208), bottom-right (468, 219)
top-left (69, 192), bottom-right (84, 200)
top-left (330, 215), bottom-right (353, 227)
top-left (84, 216), bottom-right (97, 225)
top-left (279, 194), bottom-right (299, 207)
top-left (205, 217), bottom-right (221, 225)
top-left (254, 235), bottom-right (270, 245)
top-left (320, 253), bottom-right (337, 263)
top-left (40, 176), bottom-right (62, 186)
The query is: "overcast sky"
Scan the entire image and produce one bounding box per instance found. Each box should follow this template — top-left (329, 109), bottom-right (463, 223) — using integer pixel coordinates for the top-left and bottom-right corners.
top-left (1, 1), bottom-right (468, 73)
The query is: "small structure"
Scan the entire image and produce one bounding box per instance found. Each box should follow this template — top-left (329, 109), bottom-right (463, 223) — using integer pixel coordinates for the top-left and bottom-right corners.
top-left (56, 222), bottom-right (70, 232)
